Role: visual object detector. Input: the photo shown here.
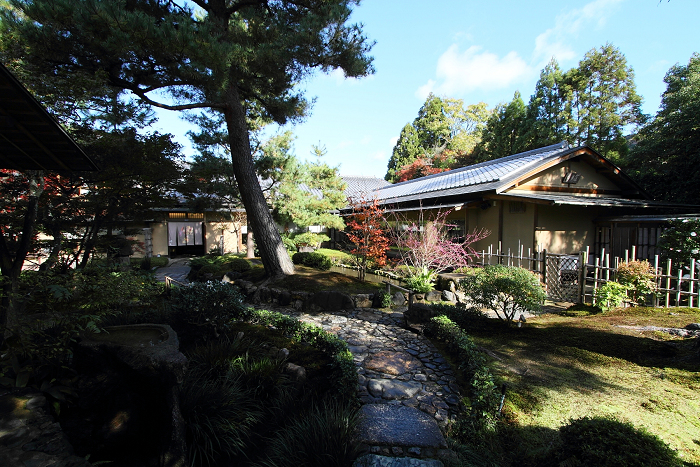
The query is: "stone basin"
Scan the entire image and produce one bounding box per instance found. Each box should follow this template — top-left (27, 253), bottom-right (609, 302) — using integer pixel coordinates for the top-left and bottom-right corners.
top-left (77, 323), bottom-right (187, 467)
top-left (82, 324), bottom-right (170, 347)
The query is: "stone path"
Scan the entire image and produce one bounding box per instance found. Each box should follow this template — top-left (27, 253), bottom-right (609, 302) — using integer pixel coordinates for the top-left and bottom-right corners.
top-left (264, 305), bottom-right (459, 466)
top-left (153, 257), bottom-right (191, 284)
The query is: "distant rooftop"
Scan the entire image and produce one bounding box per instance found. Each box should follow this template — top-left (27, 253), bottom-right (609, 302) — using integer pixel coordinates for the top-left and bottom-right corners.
top-left (342, 175), bottom-right (391, 200)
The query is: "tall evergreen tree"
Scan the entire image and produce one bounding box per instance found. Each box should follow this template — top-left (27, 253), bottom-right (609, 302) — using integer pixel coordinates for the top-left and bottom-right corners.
top-left (473, 91), bottom-right (528, 163)
top-left (627, 53), bottom-right (700, 203)
top-left (524, 58), bottom-right (570, 148)
top-left (386, 123), bottom-right (422, 182)
top-left (3, 0), bottom-right (374, 277)
top-left (566, 44), bottom-right (644, 162)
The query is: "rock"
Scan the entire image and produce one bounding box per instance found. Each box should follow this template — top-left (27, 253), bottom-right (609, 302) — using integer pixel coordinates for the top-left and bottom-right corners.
top-left (222, 271), bottom-right (241, 282)
top-left (305, 291), bottom-right (355, 312)
top-left (283, 363), bottom-right (306, 383)
top-left (414, 293), bottom-right (424, 301)
top-left (353, 454), bottom-right (444, 467)
top-left (364, 351), bottom-right (423, 376)
top-left (380, 380), bottom-right (423, 400)
top-left (686, 323), bottom-right (700, 330)
top-left (278, 290), bottom-right (292, 306)
top-left (441, 290), bottom-right (456, 302)
top-left (355, 404), bottom-right (447, 449)
top-left (393, 292), bottom-right (407, 306)
top-left (404, 303), bottom-right (435, 324)
top-left (355, 294), bottom-right (374, 308)
top-left (259, 286), bottom-right (271, 303)
top-left (425, 291), bottom-right (442, 302)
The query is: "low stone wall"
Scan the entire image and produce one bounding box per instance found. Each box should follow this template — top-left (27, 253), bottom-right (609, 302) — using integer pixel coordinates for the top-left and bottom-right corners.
top-left (229, 272), bottom-right (472, 311)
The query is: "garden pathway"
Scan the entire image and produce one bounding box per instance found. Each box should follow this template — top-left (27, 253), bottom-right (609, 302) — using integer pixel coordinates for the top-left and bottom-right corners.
top-left (153, 258), bottom-right (191, 284)
top-left (263, 305), bottom-right (458, 466)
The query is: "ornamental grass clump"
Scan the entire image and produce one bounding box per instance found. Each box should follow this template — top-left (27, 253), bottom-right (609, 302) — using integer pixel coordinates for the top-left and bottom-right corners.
top-left (460, 265), bottom-right (546, 323)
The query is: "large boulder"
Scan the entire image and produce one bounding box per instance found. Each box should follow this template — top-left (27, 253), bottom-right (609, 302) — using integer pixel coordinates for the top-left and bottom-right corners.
top-left (404, 303), bottom-right (437, 324)
top-left (305, 291), bottom-right (355, 312)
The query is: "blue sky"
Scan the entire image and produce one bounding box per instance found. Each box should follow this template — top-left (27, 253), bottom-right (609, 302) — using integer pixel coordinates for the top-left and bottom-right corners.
top-left (154, 0), bottom-right (699, 179)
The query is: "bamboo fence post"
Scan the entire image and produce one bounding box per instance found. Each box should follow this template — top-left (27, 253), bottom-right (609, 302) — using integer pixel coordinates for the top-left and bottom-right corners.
top-left (690, 259), bottom-right (696, 308)
top-left (677, 268), bottom-right (683, 307)
top-left (666, 259), bottom-right (672, 308)
top-left (593, 257), bottom-right (600, 305)
top-left (653, 255), bottom-right (660, 307)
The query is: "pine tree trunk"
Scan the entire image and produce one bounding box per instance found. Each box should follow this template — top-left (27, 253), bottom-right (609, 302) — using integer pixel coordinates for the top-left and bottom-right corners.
top-left (223, 88), bottom-right (294, 277)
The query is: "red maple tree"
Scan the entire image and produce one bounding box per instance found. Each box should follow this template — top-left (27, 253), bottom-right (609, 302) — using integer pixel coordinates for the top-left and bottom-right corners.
top-left (346, 196), bottom-right (390, 281)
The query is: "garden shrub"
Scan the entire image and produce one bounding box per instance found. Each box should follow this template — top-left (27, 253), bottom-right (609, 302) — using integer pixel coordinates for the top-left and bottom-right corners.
top-left (304, 252), bottom-right (332, 271)
top-left (430, 303), bottom-right (486, 329)
top-left (378, 291), bottom-right (393, 308)
top-left (594, 281), bottom-right (629, 311)
top-left (403, 267), bottom-right (436, 293)
top-left (460, 265), bottom-right (546, 323)
top-left (292, 251), bottom-right (310, 265)
top-left (169, 281), bottom-right (247, 332)
top-left (291, 251), bottom-right (332, 271)
top-left (425, 315), bottom-right (500, 435)
top-left (281, 234), bottom-right (297, 253)
top-left (557, 416), bottom-right (683, 467)
top-left (225, 257), bottom-right (252, 272)
top-left (292, 232), bottom-right (330, 249)
top-left (616, 260), bottom-right (657, 306)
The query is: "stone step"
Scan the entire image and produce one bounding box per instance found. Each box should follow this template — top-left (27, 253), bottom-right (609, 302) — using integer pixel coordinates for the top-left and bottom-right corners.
top-left (355, 404), bottom-right (447, 462)
top-left (354, 454), bottom-right (444, 467)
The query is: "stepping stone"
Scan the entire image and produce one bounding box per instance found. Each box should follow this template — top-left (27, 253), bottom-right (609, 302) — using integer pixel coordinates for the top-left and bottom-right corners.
top-left (366, 379), bottom-right (422, 400)
top-left (356, 404), bottom-right (447, 449)
top-left (353, 454), bottom-right (444, 467)
top-left (364, 351), bottom-right (422, 376)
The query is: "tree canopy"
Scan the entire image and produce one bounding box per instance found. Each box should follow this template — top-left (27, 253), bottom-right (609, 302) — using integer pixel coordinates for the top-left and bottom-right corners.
top-left (385, 94), bottom-right (489, 182)
top-left (626, 53), bottom-right (700, 203)
top-left (2, 0), bottom-right (374, 277)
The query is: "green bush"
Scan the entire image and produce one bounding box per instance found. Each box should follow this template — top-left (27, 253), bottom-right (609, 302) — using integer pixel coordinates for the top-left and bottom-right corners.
top-left (460, 265), bottom-right (546, 323)
top-left (281, 234), bottom-right (297, 253)
top-left (557, 416), bottom-right (683, 467)
top-left (225, 257), bottom-right (252, 272)
top-left (292, 252), bottom-right (310, 265)
top-left (594, 281), bottom-right (629, 311)
top-left (291, 251), bottom-right (332, 271)
top-left (616, 260), bottom-right (657, 306)
top-left (169, 281), bottom-right (247, 330)
top-left (292, 232), bottom-right (330, 248)
top-left (304, 252), bottom-right (332, 271)
top-left (403, 267), bottom-right (436, 293)
top-left (378, 291), bottom-right (393, 308)
top-left (430, 303), bottom-right (486, 329)
top-left (425, 315), bottom-right (499, 435)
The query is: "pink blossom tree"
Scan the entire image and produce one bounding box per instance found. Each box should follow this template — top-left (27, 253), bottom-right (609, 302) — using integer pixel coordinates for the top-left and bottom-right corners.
top-left (390, 209), bottom-right (489, 291)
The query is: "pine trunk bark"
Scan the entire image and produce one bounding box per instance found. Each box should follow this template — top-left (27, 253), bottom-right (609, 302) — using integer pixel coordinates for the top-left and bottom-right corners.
top-left (223, 88), bottom-right (294, 277)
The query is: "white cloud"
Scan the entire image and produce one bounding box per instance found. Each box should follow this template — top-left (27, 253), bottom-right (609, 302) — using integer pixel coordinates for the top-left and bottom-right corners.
top-left (417, 44), bottom-right (530, 99)
top-left (389, 136), bottom-right (399, 147)
top-left (534, 0), bottom-right (624, 65)
top-left (371, 150), bottom-right (386, 161)
top-left (416, 0), bottom-right (625, 99)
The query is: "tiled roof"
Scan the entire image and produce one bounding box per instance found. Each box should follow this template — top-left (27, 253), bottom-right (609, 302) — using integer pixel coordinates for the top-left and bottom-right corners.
top-left (342, 176), bottom-right (391, 200)
top-left (374, 142), bottom-right (573, 204)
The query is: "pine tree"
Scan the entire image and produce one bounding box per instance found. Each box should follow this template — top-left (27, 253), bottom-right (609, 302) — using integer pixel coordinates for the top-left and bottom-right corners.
top-left (3, 0), bottom-right (374, 277)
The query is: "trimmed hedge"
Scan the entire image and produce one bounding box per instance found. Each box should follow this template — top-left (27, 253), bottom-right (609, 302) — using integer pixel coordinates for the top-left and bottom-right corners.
top-left (425, 315), bottom-right (500, 434)
top-left (292, 251), bottom-right (332, 271)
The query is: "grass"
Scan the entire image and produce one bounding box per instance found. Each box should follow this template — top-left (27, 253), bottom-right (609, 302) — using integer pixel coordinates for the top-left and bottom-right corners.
top-left (465, 306), bottom-right (700, 464)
